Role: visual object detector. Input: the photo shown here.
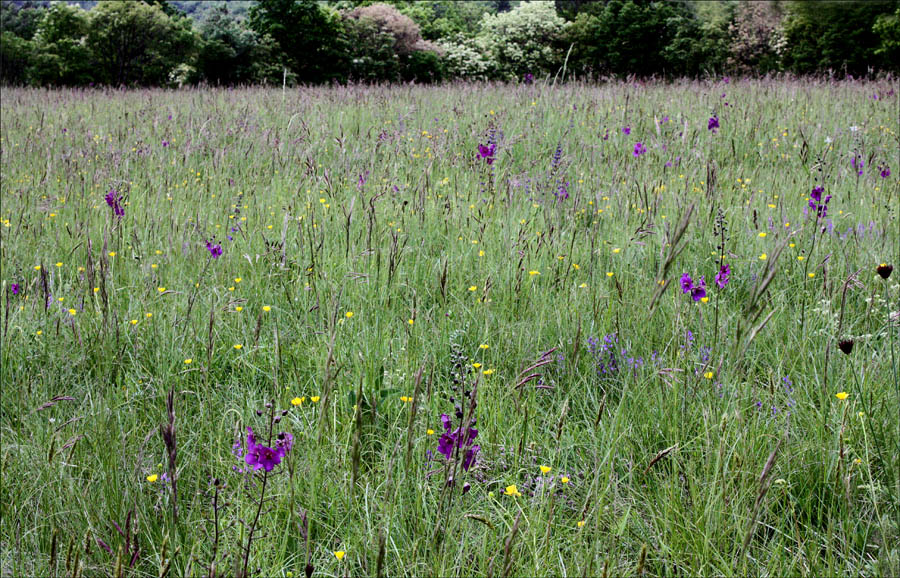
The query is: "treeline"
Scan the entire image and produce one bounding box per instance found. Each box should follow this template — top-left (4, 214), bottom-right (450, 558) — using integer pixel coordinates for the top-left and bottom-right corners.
top-left (2, 0), bottom-right (898, 87)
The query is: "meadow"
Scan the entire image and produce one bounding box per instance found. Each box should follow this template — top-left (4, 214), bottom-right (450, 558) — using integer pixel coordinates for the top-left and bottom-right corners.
top-left (0, 79), bottom-right (898, 577)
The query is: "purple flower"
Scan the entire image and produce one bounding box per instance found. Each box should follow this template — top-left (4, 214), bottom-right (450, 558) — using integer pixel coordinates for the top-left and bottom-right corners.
top-left (555, 182), bottom-right (569, 201)
top-left (633, 142), bottom-right (646, 157)
top-left (435, 413), bottom-right (479, 471)
top-left (715, 264), bottom-right (730, 289)
top-left (276, 431), bottom-right (294, 453)
top-left (808, 186), bottom-right (831, 219)
top-left (243, 427), bottom-right (290, 472)
top-left (462, 445), bottom-right (480, 471)
top-left (690, 276), bottom-right (707, 301)
top-left (523, 73), bottom-right (534, 84)
top-left (708, 115), bottom-right (719, 132)
top-left (680, 273), bottom-right (707, 301)
top-left (104, 189), bottom-right (124, 218)
top-left (851, 156), bottom-right (864, 176)
top-left (477, 143), bottom-right (496, 165)
top-left (11, 283), bottom-right (20, 295)
top-left (622, 126), bottom-right (631, 135)
top-left (162, 140), bottom-right (169, 147)
top-left (437, 433), bottom-right (454, 459)
top-left (206, 241), bottom-right (223, 259)
top-left (880, 166), bottom-right (890, 178)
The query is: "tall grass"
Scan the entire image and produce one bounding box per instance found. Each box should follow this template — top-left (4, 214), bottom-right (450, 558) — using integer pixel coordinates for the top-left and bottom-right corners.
top-left (1, 79), bottom-right (898, 577)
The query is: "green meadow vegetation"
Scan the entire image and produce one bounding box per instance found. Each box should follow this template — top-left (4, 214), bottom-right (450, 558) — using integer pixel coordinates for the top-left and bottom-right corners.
top-left (0, 80), bottom-right (898, 577)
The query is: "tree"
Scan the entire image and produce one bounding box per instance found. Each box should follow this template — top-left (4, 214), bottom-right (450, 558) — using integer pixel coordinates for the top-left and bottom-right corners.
top-left (87, 0), bottom-right (197, 85)
top-left (873, 7), bottom-right (900, 71)
top-left (478, 0), bottom-right (568, 79)
top-left (1, 1), bottom-right (44, 40)
top-left (249, 0), bottom-right (346, 83)
top-left (781, 0), bottom-right (899, 75)
top-left (341, 3), bottom-right (442, 82)
top-left (0, 33), bottom-right (33, 85)
top-left (142, 0), bottom-right (187, 19)
top-left (29, 2), bottom-right (93, 85)
top-left (0, 1), bottom-right (44, 85)
top-left (409, 1), bottom-right (495, 41)
top-left (566, 0), bottom-right (701, 78)
top-left (727, 1), bottom-right (783, 74)
top-left (554, 0), bottom-right (606, 21)
top-left (196, 6), bottom-right (269, 84)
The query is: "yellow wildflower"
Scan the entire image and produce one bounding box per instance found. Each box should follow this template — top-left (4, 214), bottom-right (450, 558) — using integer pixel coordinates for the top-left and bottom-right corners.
top-left (504, 485), bottom-right (522, 497)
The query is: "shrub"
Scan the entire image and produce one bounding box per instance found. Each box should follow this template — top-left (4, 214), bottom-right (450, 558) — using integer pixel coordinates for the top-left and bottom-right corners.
top-left (439, 35), bottom-right (495, 80)
top-left (478, 1), bottom-right (568, 80)
top-left (727, 1), bottom-right (784, 74)
top-left (342, 3), bottom-right (443, 83)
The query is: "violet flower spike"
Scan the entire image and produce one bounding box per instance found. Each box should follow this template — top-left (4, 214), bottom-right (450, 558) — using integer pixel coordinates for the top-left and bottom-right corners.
top-left (715, 264), bottom-right (730, 289)
top-left (690, 276), bottom-right (707, 302)
top-left (435, 413), bottom-right (479, 472)
top-left (477, 143), bottom-right (496, 165)
top-left (242, 427), bottom-right (291, 472)
top-left (104, 189), bottom-right (125, 218)
top-left (808, 186), bottom-right (831, 219)
top-left (206, 241), bottom-right (223, 259)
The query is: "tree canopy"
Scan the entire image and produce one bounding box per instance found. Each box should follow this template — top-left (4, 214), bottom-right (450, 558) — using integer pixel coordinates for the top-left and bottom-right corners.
top-left (1, 0), bottom-right (898, 86)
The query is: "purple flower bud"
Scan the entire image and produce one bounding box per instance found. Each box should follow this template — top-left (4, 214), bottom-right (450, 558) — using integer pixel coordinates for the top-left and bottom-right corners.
top-left (715, 264), bottom-right (730, 289)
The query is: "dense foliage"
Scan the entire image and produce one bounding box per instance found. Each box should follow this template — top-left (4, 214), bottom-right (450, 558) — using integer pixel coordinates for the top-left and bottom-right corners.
top-left (1, 0), bottom-right (899, 86)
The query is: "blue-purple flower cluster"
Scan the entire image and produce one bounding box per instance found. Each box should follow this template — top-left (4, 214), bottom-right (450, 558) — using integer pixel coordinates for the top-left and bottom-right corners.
top-left (436, 414), bottom-right (480, 472)
top-left (105, 189), bottom-right (125, 218)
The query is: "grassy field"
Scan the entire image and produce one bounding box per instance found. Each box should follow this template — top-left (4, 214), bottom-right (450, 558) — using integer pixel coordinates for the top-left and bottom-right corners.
top-left (1, 80), bottom-right (898, 577)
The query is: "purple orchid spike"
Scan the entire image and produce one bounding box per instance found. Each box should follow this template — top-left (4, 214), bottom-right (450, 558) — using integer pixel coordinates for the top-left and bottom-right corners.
top-left (477, 143), bottom-right (496, 165)
top-left (105, 189), bottom-right (125, 218)
top-left (242, 427), bottom-right (291, 472)
top-left (690, 276), bottom-right (707, 301)
top-left (206, 240), bottom-right (223, 259)
top-left (715, 264), bottom-right (730, 289)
